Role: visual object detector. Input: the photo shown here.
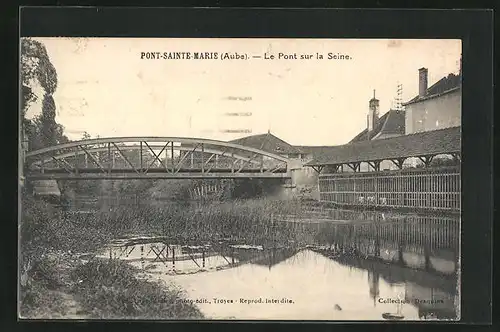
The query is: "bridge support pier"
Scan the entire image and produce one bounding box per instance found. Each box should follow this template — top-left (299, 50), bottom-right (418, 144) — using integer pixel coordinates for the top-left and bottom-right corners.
top-left (277, 178), bottom-right (297, 200)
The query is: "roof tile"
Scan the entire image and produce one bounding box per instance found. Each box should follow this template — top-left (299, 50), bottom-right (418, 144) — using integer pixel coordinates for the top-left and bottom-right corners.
top-left (305, 126), bottom-right (461, 166)
top-left (405, 73), bottom-right (461, 105)
top-left (230, 132), bottom-right (302, 154)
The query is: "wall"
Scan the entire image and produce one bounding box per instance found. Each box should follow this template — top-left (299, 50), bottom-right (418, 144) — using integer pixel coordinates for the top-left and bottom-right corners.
top-left (405, 89), bottom-right (461, 135)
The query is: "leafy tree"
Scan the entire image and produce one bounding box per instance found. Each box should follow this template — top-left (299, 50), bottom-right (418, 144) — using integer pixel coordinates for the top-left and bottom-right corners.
top-left (21, 38), bottom-right (68, 149)
top-left (20, 38), bottom-right (68, 284)
top-left (82, 131), bottom-right (92, 140)
top-left (21, 38), bottom-right (57, 115)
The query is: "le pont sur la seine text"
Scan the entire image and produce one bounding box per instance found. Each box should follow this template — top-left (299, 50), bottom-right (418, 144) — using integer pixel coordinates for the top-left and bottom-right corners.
top-left (140, 51), bottom-right (351, 61)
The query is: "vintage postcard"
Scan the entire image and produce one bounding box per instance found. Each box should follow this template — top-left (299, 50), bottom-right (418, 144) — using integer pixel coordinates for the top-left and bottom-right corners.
top-left (19, 37), bottom-right (461, 321)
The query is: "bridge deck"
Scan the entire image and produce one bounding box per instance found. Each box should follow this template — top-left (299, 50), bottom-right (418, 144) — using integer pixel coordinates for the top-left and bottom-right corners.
top-left (27, 168), bottom-right (290, 180)
top-left (23, 137), bottom-right (292, 181)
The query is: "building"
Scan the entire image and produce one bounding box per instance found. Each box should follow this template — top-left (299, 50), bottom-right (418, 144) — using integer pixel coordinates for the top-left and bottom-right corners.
top-left (178, 131), bottom-right (302, 170)
top-left (229, 131), bottom-right (304, 159)
top-left (345, 64), bottom-right (461, 171)
top-left (230, 132), bottom-right (319, 198)
top-left (347, 90), bottom-right (406, 171)
top-left (350, 91), bottom-right (405, 143)
top-left (402, 66), bottom-right (461, 167)
top-left (403, 67), bottom-right (461, 135)
top-left (303, 63), bottom-right (462, 210)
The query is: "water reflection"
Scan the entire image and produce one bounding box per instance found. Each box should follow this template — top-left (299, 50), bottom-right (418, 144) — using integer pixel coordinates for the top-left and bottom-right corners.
top-left (90, 208), bottom-right (459, 320)
top-left (149, 248), bottom-right (422, 320)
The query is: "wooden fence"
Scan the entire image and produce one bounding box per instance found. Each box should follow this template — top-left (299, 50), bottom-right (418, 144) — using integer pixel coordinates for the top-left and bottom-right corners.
top-left (318, 166), bottom-right (460, 212)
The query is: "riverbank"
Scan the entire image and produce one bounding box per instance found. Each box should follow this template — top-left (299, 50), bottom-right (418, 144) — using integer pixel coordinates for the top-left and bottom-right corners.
top-left (20, 195), bottom-right (459, 319)
top-left (19, 196), bottom-right (304, 319)
top-left (20, 251), bottom-right (203, 319)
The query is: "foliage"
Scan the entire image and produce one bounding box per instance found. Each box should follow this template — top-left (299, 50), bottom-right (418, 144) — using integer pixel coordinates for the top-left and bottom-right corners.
top-left (81, 198), bottom-right (308, 246)
top-left (70, 259), bottom-right (203, 319)
top-left (21, 38), bottom-right (68, 150)
top-left (19, 277), bottom-right (69, 318)
top-left (20, 190), bottom-right (57, 269)
top-left (82, 131), bottom-right (92, 140)
top-left (20, 189), bottom-right (113, 261)
top-left (21, 38), bottom-right (58, 94)
top-left (412, 156), bottom-right (460, 169)
top-left (21, 38), bottom-right (58, 114)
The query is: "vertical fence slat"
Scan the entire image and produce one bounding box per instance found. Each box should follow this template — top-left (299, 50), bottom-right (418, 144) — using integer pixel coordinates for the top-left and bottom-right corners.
top-left (318, 167), bottom-right (459, 212)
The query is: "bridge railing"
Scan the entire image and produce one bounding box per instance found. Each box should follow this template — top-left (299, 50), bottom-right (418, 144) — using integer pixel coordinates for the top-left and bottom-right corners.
top-left (24, 137), bottom-right (290, 179)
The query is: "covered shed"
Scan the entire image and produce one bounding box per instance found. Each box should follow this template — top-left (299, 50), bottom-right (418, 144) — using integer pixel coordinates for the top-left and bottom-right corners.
top-left (305, 126), bottom-right (460, 173)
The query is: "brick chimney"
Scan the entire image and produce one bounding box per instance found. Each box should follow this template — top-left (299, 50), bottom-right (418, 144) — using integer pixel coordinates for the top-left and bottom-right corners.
top-left (418, 67), bottom-right (428, 97)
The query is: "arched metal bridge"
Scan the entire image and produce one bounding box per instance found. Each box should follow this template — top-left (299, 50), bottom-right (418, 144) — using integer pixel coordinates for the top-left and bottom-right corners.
top-left (24, 137), bottom-right (292, 180)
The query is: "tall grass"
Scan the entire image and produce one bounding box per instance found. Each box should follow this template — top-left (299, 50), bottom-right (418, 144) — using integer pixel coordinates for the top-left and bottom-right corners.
top-left (89, 198), bottom-right (310, 247)
top-left (70, 259), bottom-right (203, 319)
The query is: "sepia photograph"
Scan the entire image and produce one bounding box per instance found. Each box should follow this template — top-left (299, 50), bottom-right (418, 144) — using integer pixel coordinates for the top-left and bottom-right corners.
top-left (19, 37), bottom-right (462, 321)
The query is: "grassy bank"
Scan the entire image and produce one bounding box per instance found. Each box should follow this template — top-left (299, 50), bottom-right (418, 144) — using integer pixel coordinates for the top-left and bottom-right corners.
top-left (20, 252), bottom-right (87, 319)
top-left (20, 195), bottom-right (311, 318)
top-left (70, 259), bottom-right (203, 319)
top-left (20, 255), bottom-right (203, 319)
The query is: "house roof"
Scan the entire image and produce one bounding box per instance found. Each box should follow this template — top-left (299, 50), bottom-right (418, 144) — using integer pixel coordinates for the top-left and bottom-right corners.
top-left (350, 109), bottom-right (405, 143)
top-left (293, 145), bottom-right (339, 156)
top-left (305, 126), bottom-right (461, 166)
top-left (296, 109), bottom-right (405, 157)
top-left (377, 109), bottom-right (406, 137)
top-left (229, 132), bottom-right (302, 155)
top-left (404, 72), bottom-right (461, 106)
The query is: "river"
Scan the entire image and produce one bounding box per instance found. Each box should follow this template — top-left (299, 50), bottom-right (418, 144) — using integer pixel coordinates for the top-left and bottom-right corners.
top-left (92, 206), bottom-right (459, 321)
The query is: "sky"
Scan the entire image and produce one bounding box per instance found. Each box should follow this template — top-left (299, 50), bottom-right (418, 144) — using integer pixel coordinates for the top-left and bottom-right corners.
top-left (26, 38), bottom-right (461, 146)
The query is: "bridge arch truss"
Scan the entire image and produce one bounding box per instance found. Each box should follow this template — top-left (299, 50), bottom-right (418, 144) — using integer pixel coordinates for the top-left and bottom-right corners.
top-left (24, 137), bottom-right (291, 180)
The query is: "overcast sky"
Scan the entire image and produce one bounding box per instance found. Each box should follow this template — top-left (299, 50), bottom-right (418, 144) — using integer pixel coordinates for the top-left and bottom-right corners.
top-left (26, 38), bottom-right (461, 145)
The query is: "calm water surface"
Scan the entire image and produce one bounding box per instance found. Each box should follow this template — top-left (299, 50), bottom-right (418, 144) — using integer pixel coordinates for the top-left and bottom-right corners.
top-left (91, 206), bottom-right (459, 321)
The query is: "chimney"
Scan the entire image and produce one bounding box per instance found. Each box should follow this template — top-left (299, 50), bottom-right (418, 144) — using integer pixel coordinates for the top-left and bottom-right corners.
top-left (367, 89), bottom-right (379, 134)
top-left (418, 67), bottom-right (428, 97)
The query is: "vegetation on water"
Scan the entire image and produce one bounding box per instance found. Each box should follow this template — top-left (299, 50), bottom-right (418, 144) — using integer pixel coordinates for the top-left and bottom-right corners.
top-left (20, 177), bottom-right (316, 318)
top-left (98, 198), bottom-right (314, 246)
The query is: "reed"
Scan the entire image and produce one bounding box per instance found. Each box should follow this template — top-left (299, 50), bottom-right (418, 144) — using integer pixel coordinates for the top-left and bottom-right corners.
top-left (88, 198), bottom-right (310, 247)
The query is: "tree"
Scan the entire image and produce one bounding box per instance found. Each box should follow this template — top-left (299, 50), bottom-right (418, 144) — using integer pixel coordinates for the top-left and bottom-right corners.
top-left (21, 38), bottom-right (68, 149)
top-left (20, 38), bottom-right (66, 283)
top-left (21, 38), bottom-right (57, 116)
top-left (82, 131), bottom-right (91, 140)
